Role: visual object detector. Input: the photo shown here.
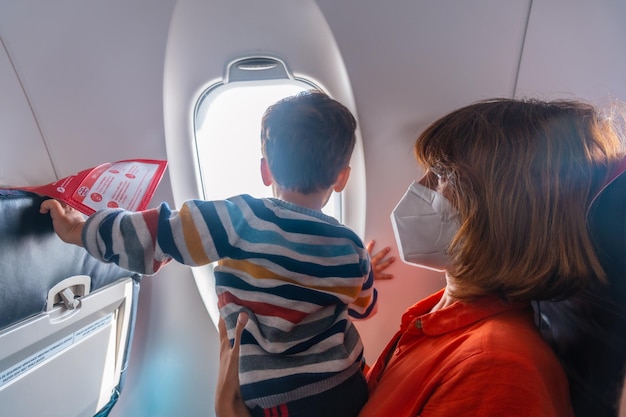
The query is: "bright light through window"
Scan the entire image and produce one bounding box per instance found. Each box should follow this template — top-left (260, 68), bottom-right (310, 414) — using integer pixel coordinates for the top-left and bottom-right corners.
top-left (194, 80), bottom-right (340, 219)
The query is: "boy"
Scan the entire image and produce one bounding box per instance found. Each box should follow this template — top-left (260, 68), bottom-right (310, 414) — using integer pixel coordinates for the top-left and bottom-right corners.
top-left (41, 90), bottom-right (377, 417)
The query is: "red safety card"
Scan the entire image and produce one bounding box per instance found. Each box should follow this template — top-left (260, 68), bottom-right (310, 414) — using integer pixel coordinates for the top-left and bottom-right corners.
top-left (17, 159), bottom-right (167, 215)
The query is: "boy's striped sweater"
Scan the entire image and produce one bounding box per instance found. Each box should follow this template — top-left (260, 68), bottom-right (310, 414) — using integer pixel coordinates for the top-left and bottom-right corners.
top-left (82, 194), bottom-right (377, 408)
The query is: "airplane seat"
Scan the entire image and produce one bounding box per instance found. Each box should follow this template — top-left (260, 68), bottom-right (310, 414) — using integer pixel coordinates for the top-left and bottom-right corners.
top-left (533, 160), bottom-right (626, 417)
top-left (0, 190), bottom-right (141, 417)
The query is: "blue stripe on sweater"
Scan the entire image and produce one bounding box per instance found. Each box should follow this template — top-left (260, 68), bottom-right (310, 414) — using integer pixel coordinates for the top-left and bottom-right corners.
top-left (232, 249), bottom-right (364, 278)
top-left (223, 197), bottom-right (362, 259)
top-left (240, 357), bottom-right (363, 402)
top-left (240, 371), bottom-right (336, 403)
top-left (99, 211), bottom-right (121, 265)
top-left (281, 318), bottom-right (349, 355)
top-left (239, 323), bottom-right (361, 371)
top-left (154, 202), bottom-right (184, 262)
top-left (209, 201), bottom-right (366, 276)
top-left (194, 199), bottom-right (238, 259)
top-left (361, 269), bottom-right (374, 290)
top-left (349, 286), bottom-right (377, 319)
top-left (216, 272), bottom-right (343, 305)
top-left (241, 194), bottom-right (364, 248)
top-left (119, 215), bottom-right (150, 273)
top-left (231, 319), bottom-right (352, 357)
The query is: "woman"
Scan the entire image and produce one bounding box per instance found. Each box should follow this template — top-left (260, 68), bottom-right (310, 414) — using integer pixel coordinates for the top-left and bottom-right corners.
top-left (217, 98), bottom-right (626, 417)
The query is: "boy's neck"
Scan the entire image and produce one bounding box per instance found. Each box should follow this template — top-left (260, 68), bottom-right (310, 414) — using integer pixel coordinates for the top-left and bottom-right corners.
top-left (273, 187), bottom-right (332, 212)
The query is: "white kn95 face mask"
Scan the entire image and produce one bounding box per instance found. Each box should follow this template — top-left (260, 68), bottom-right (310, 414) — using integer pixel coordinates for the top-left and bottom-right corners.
top-left (390, 181), bottom-right (460, 272)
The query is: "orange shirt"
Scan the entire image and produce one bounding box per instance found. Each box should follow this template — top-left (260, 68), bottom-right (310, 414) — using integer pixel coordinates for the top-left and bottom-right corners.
top-left (360, 290), bottom-right (574, 417)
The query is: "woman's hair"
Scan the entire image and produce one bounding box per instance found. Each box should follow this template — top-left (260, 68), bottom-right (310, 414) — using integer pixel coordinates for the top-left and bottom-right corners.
top-left (414, 98), bottom-right (626, 301)
top-left (261, 89), bottom-right (356, 194)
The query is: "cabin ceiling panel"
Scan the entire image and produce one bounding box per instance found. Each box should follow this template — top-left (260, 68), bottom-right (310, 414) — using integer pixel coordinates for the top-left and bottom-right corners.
top-left (0, 0), bottom-right (177, 179)
top-left (315, 0), bottom-right (531, 135)
top-left (517, 0), bottom-right (626, 103)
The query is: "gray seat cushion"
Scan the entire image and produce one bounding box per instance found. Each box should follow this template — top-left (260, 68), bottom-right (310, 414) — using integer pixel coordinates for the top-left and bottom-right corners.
top-left (0, 190), bottom-right (139, 331)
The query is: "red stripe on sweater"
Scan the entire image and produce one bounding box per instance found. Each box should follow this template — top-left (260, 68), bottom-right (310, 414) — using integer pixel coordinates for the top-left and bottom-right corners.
top-left (218, 292), bottom-right (307, 323)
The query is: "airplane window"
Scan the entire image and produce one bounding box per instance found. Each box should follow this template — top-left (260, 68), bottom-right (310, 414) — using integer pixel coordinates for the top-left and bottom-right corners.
top-left (192, 59), bottom-right (344, 326)
top-left (194, 78), bottom-right (341, 219)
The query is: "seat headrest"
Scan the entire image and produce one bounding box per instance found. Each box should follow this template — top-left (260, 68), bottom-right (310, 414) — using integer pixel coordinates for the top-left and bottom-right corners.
top-left (534, 166), bottom-right (626, 417)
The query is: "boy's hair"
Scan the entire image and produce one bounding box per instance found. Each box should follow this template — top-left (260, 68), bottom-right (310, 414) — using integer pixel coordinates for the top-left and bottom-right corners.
top-left (261, 90), bottom-right (357, 194)
top-left (414, 98), bottom-right (626, 302)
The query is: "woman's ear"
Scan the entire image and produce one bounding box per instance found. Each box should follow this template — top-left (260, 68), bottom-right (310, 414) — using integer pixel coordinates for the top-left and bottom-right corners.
top-left (333, 166), bottom-right (351, 192)
top-left (260, 158), bottom-right (274, 186)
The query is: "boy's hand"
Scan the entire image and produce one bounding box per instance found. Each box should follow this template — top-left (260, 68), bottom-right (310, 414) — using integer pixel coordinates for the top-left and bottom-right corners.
top-left (39, 199), bottom-right (86, 247)
top-left (366, 240), bottom-right (395, 280)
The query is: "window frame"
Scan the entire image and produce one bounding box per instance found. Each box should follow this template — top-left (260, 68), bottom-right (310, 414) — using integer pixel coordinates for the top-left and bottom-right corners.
top-left (192, 56), bottom-right (343, 219)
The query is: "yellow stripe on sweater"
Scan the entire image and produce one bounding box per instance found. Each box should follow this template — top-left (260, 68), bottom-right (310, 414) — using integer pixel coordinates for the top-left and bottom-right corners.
top-left (180, 204), bottom-right (211, 265)
top-left (219, 258), bottom-right (362, 300)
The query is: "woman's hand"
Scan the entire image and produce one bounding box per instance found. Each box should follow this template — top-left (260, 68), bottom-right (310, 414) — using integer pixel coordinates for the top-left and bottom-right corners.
top-left (215, 312), bottom-right (252, 417)
top-left (366, 240), bottom-right (395, 280)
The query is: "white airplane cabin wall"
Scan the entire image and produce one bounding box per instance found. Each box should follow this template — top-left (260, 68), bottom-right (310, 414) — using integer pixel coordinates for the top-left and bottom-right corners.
top-left (0, 34), bottom-right (56, 185)
top-left (0, 1), bottom-right (177, 181)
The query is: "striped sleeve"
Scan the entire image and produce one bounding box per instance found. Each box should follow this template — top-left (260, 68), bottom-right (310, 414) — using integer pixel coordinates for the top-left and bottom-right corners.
top-left (348, 268), bottom-right (378, 319)
top-left (82, 200), bottom-right (230, 275)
